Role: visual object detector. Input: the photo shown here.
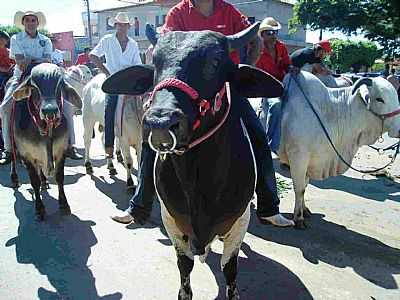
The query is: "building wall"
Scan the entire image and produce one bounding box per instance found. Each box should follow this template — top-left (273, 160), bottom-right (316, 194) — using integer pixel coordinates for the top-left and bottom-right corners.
top-left (93, 0), bottom-right (306, 53)
top-left (230, 0), bottom-right (306, 52)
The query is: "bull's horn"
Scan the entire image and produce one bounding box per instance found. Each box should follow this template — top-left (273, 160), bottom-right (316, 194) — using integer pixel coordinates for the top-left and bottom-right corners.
top-left (145, 23), bottom-right (158, 46)
top-left (227, 22), bottom-right (260, 50)
top-left (351, 77), bottom-right (373, 95)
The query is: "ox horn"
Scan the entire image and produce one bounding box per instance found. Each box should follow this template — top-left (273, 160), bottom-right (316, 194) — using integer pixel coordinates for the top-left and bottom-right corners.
top-left (145, 23), bottom-right (158, 46)
top-left (227, 22), bottom-right (260, 50)
top-left (351, 77), bottom-right (373, 95)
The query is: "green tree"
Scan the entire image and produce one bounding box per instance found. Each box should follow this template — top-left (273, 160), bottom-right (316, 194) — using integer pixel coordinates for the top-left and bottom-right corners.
top-left (326, 39), bottom-right (382, 73)
top-left (290, 0), bottom-right (400, 59)
top-left (0, 24), bottom-right (50, 37)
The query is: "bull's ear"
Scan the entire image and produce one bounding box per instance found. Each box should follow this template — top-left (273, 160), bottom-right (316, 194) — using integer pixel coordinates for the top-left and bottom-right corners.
top-left (13, 76), bottom-right (32, 101)
top-left (230, 64), bottom-right (283, 98)
top-left (62, 82), bottom-right (82, 109)
top-left (102, 65), bottom-right (154, 95)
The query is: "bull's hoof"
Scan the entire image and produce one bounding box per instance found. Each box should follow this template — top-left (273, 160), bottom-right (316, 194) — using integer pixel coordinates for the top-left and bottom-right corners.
top-left (178, 287), bottom-right (193, 300)
top-left (116, 151), bottom-right (124, 164)
top-left (303, 207), bottom-right (312, 218)
top-left (11, 173), bottom-right (19, 189)
top-left (226, 284), bottom-right (240, 300)
top-left (109, 168), bottom-right (117, 176)
top-left (294, 219), bottom-right (307, 230)
top-left (85, 162), bottom-right (93, 175)
top-left (86, 166), bottom-right (93, 175)
top-left (59, 205), bottom-right (71, 216)
top-left (41, 182), bottom-right (50, 191)
top-left (11, 180), bottom-right (20, 189)
top-left (127, 178), bottom-right (134, 189)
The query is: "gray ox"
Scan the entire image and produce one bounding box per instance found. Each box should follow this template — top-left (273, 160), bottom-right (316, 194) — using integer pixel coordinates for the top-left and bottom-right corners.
top-left (11, 63), bottom-right (82, 220)
top-left (279, 71), bottom-right (400, 228)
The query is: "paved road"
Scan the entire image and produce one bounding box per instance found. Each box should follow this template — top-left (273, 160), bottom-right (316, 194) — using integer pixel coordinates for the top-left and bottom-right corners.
top-left (0, 116), bottom-right (399, 300)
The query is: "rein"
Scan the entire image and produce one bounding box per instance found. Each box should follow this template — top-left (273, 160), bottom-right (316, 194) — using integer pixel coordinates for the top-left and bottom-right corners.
top-left (147, 78), bottom-right (231, 154)
top-left (291, 75), bottom-right (400, 174)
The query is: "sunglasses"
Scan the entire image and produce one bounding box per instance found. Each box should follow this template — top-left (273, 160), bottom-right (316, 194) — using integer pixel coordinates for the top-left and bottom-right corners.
top-left (264, 30), bottom-right (278, 36)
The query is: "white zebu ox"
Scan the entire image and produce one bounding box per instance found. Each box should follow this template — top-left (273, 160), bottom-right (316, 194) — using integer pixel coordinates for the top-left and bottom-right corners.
top-left (82, 73), bottom-right (143, 189)
top-left (279, 72), bottom-right (400, 228)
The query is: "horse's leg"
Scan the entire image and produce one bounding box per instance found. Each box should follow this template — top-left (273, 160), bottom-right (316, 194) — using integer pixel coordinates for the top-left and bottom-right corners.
top-left (55, 157), bottom-right (70, 215)
top-left (115, 137), bottom-right (124, 164)
top-left (25, 161), bottom-right (45, 220)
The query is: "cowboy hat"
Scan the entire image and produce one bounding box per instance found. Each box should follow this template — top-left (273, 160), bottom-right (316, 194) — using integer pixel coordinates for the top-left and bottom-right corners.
top-left (258, 17), bottom-right (281, 36)
top-left (108, 12), bottom-right (132, 27)
top-left (14, 11), bottom-right (46, 30)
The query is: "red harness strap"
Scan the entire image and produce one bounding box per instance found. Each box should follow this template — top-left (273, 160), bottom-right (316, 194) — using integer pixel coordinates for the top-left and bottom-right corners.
top-left (379, 107), bottom-right (400, 119)
top-left (148, 77), bottom-right (231, 152)
top-left (149, 78), bottom-right (226, 131)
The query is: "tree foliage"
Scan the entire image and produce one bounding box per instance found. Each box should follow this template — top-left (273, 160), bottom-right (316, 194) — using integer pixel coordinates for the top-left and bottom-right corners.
top-left (290, 0), bottom-right (400, 58)
top-left (0, 25), bottom-right (50, 38)
top-left (326, 39), bottom-right (382, 73)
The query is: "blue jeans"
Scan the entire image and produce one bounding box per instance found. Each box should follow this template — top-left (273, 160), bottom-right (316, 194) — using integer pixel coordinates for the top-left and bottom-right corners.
top-left (105, 94), bottom-right (118, 149)
top-left (127, 99), bottom-right (280, 220)
top-left (259, 98), bottom-right (282, 153)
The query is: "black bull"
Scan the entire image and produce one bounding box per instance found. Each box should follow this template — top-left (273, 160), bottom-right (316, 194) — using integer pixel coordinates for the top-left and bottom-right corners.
top-left (103, 23), bottom-right (283, 299)
top-left (10, 63), bottom-right (82, 220)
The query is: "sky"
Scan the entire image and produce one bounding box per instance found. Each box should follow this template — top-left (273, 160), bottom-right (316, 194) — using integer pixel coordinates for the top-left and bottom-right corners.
top-left (0, 0), bottom-right (364, 43)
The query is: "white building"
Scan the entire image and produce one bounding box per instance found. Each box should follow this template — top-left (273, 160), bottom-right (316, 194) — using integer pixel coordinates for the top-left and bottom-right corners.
top-left (85, 0), bottom-right (306, 53)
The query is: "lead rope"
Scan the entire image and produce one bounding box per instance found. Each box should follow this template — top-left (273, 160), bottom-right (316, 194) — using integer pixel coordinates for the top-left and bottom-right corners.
top-left (291, 74), bottom-right (400, 174)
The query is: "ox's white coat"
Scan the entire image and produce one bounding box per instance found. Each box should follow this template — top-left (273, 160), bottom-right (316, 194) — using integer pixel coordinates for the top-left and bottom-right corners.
top-left (279, 71), bottom-right (400, 224)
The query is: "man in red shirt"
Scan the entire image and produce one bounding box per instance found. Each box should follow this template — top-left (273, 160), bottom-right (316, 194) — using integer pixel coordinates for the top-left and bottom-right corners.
top-left (256, 17), bottom-right (291, 82)
top-left (75, 47), bottom-right (91, 65)
top-left (0, 31), bottom-right (14, 89)
top-left (255, 17), bottom-right (291, 153)
top-left (112, 0), bottom-right (294, 228)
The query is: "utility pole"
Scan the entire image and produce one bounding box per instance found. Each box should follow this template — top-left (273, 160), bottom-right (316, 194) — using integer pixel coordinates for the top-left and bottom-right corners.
top-left (83, 0), bottom-right (93, 47)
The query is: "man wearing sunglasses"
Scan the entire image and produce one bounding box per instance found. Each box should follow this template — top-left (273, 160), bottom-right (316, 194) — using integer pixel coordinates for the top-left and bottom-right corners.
top-left (255, 17), bottom-right (291, 154)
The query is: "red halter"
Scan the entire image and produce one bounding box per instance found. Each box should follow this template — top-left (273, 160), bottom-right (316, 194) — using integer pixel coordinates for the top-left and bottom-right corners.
top-left (148, 78), bottom-right (231, 152)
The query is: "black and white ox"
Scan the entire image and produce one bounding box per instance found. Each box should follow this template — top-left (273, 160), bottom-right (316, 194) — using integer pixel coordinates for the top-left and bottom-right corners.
top-left (103, 23), bottom-right (283, 299)
top-left (11, 63), bottom-right (82, 220)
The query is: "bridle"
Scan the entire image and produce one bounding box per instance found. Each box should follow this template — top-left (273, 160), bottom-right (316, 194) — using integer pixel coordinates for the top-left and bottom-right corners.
top-left (147, 78), bottom-right (231, 155)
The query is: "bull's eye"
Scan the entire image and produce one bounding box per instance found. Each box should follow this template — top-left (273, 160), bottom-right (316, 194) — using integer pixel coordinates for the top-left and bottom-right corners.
top-left (376, 97), bottom-right (385, 103)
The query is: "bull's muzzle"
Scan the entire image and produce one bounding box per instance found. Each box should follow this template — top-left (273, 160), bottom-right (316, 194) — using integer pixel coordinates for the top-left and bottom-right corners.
top-left (144, 107), bottom-right (187, 153)
top-left (40, 102), bottom-right (60, 122)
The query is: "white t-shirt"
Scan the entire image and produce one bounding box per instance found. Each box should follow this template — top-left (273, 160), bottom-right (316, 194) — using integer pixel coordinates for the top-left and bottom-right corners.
top-left (90, 33), bottom-right (142, 75)
top-left (10, 31), bottom-right (52, 77)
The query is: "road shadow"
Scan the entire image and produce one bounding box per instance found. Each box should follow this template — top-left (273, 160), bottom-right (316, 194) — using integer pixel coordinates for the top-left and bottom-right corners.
top-left (273, 158), bottom-right (400, 203)
top-left (5, 190), bottom-right (122, 300)
top-left (0, 162), bottom-right (84, 188)
top-left (90, 175), bottom-right (132, 211)
top-left (247, 206), bottom-right (400, 290)
top-left (311, 175), bottom-right (400, 203)
top-left (205, 242), bottom-right (313, 300)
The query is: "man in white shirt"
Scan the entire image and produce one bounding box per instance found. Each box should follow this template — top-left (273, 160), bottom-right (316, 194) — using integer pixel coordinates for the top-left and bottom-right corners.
top-left (0, 11), bottom-right (52, 165)
top-left (89, 12), bottom-right (142, 157)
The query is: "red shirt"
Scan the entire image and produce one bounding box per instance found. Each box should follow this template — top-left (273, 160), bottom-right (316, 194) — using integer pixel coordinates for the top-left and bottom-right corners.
top-left (0, 48), bottom-right (15, 71)
top-left (76, 53), bottom-right (89, 65)
top-left (162, 0), bottom-right (250, 64)
top-left (256, 40), bottom-right (291, 82)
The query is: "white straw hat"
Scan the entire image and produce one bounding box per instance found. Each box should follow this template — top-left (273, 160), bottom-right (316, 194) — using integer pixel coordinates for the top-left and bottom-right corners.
top-left (14, 11), bottom-right (46, 30)
top-left (258, 17), bottom-right (281, 37)
top-left (108, 12), bottom-right (133, 27)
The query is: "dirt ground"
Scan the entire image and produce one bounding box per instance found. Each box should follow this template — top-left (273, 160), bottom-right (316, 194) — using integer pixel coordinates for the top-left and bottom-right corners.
top-left (0, 116), bottom-right (399, 300)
